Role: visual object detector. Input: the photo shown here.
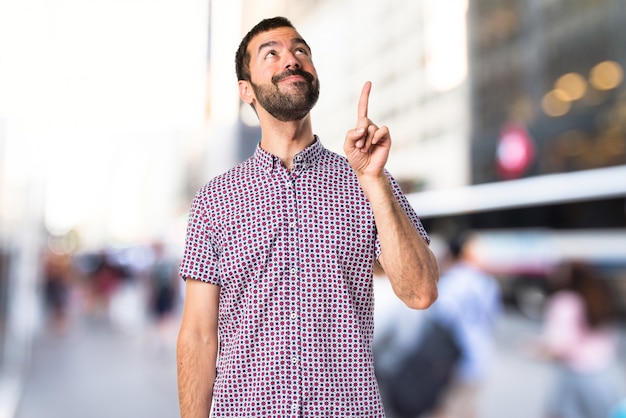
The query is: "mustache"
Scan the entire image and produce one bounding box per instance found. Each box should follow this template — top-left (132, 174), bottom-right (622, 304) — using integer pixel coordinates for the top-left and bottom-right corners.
top-left (272, 68), bottom-right (315, 84)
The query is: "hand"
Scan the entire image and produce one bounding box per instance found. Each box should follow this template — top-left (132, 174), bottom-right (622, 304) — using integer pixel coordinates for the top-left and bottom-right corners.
top-left (343, 81), bottom-right (391, 178)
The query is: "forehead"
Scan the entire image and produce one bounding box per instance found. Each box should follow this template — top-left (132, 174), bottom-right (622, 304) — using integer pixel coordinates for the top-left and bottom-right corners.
top-left (248, 26), bottom-right (306, 57)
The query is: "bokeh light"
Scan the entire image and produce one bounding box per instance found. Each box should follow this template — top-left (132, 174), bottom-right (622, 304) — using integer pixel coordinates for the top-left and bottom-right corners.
top-left (554, 72), bottom-right (587, 101)
top-left (590, 60), bottom-right (624, 91)
top-left (542, 89), bottom-right (572, 117)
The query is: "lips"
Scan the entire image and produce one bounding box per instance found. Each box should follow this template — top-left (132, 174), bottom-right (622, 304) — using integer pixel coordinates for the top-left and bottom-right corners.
top-left (273, 69), bottom-right (314, 84)
top-left (280, 75), bottom-right (306, 83)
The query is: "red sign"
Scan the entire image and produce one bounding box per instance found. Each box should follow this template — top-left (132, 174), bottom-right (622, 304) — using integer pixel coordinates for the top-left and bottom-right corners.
top-left (496, 123), bottom-right (535, 179)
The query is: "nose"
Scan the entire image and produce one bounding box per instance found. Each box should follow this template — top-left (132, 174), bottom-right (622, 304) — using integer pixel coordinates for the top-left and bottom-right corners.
top-left (284, 51), bottom-right (301, 70)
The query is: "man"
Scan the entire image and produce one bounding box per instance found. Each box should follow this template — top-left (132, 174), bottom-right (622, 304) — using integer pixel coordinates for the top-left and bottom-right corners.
top-left (176, 16), bottom-right (439, 417)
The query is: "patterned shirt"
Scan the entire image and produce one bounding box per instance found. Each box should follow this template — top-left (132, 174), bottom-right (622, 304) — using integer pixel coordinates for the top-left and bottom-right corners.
top-left (180, 138), bottom-right (429, 417)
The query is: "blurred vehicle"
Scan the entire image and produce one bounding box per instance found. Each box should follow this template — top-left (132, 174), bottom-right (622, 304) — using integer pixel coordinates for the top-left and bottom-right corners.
top-left (471, 229), bottom-right (626, 319)
top-left (410, 165), bottom-right (626, 320)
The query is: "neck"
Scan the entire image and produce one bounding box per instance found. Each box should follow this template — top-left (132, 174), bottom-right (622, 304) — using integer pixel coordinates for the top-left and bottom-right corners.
top-left (259, 114), bottom-right (315, 170)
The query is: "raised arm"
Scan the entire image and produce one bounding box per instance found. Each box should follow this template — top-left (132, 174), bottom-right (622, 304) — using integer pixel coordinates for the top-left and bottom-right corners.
top-left (177, 279), bottom-right (220, 417)
top-left (344, 82), bottom-right (439, 309)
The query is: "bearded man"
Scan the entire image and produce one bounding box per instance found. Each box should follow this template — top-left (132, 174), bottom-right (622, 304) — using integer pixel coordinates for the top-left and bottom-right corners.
top-left (176, 16), bottom-right (439, 418)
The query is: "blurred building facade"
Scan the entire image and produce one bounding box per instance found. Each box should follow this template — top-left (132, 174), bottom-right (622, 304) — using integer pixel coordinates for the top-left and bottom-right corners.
top-left (468, 0), bottom-right (626, 184)
top-left (461, 0), bottom-right (626, 231)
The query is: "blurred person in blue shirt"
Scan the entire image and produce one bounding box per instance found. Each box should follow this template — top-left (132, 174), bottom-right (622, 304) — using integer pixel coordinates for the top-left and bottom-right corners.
top-left (428, 232), bottom-right (502, 418)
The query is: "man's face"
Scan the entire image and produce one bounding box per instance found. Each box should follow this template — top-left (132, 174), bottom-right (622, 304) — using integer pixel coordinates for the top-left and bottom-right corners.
top-left (246, 27), bottom-right (320, 122)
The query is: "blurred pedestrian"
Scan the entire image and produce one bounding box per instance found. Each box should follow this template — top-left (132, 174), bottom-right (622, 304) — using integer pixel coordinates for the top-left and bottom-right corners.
top-left (42, 246), bottom-right (73, 333)
top-left (428, 232), bottom-right (502, 418)
top-left (88, 250), bottom-right (124, 319)
top-left (176, 16), bottom-right (439, 418)
top-left (147, 242), bottom-right (179, 349)
top-left (532, 261), bottom-right (625, 418)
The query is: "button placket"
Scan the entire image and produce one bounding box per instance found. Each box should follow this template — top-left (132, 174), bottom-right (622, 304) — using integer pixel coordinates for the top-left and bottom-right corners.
top-left (280, 165), bottom-right (302, 415)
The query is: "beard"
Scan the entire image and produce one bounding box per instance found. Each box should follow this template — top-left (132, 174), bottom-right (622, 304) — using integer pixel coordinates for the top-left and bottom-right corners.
top-left (250, 69), bottom-right (320, 122)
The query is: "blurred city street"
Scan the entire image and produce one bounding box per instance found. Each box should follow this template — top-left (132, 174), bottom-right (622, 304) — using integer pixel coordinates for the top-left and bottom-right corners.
top-left (12, 307), bottom-right (626, 418)
top-left (14, 313), bottom-right (180, 418)
top-left (1, 1), bottom-right (625, 418)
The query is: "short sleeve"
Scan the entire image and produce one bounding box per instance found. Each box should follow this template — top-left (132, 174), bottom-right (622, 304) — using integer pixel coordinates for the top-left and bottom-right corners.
top-left (178, 190), bottom-right (220, 285)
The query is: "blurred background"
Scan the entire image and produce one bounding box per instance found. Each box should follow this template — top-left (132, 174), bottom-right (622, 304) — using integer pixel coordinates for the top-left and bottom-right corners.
top-left (0, 0), bottom-right (625, 417)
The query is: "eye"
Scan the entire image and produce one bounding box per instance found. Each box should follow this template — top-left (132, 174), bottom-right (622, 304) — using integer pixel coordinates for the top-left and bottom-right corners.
top-left (295, 47), bottom-right (309, 56)
top-left (264, 50), bottom-right (277, 59)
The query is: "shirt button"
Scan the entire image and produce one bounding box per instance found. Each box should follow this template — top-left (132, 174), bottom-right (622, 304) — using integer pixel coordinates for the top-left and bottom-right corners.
top-left (289, 222), bottom-right (296, 229)
top-left (286, 181), bottom-right (292, 188)
top-left (290, 312), bottom-right (297, 320)
top-left (291, 356), bottom-right (298, 364)
top-left (291, 403), bottom-right (298, 411)
top-left (290, 267), bottom-right (297, 275)
top-left (265, 167), bottom-right (271, 174)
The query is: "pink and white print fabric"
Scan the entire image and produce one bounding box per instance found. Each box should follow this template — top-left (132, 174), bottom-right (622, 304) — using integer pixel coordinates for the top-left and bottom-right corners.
top-left (180, 138), bottom-right (429, 417)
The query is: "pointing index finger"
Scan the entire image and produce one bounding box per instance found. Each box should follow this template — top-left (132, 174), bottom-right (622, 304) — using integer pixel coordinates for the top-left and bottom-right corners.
top-left (357, 81), bottom-right (372, 119)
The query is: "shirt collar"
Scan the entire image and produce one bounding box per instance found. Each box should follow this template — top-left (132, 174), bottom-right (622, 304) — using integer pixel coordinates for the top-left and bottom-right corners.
top-left (253, 135), bottom-right (323, 174)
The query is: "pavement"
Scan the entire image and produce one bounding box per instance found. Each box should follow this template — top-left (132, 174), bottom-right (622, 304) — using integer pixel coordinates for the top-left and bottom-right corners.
top-left (13, 315), bottom-right (180, 418)
top-left (479, 311), bottom-right (555, 418)
top-left (10, 308), bottom-right (626, 418)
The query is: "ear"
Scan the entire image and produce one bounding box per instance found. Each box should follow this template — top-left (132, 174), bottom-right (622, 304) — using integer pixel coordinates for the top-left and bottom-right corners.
top-left (238, 80), bottom-right (254, 105)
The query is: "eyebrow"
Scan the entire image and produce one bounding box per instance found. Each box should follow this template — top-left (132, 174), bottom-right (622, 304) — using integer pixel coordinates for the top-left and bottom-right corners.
top-left (257, 37), bottom-right (310, 55)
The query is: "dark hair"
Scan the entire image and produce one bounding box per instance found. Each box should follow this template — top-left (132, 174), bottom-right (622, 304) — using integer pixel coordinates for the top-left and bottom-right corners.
top-left (235, 16), bottom-right (295, 81)
top-left (447, 231), bottom-right (473, 260)
top-left (556, 261), bottom-right (617, 328)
